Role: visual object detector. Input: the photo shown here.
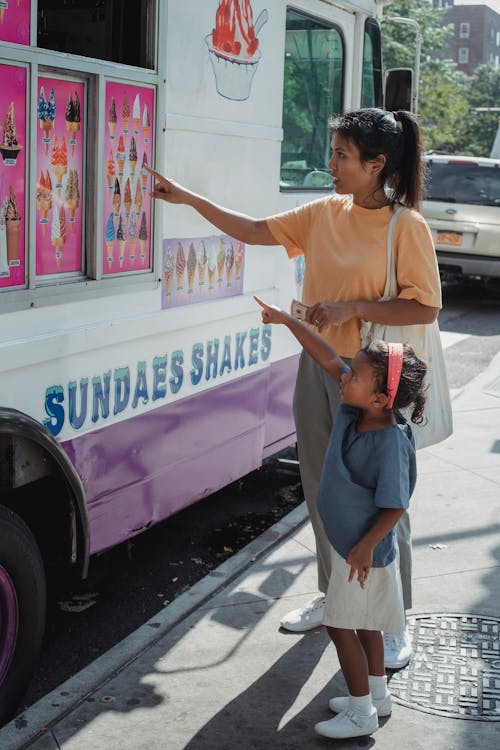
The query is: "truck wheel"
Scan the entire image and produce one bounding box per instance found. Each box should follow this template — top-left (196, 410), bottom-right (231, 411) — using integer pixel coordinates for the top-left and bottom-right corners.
top-left (0, 505), bottom-right (47, 726)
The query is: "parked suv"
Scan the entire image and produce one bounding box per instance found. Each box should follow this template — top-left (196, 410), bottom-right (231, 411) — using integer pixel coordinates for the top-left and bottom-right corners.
top-left (421, 154), bottom-right (500, 280)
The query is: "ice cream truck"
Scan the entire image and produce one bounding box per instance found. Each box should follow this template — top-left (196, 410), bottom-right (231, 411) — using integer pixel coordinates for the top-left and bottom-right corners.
top-left (0, 0), bottom-right (411, 724)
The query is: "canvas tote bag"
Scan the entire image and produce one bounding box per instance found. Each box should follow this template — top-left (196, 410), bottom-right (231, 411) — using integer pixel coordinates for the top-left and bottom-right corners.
top-left (359, 206), bottom-right (453, 450)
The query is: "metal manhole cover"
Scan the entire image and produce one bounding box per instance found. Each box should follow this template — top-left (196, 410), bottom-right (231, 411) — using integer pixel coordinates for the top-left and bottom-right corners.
top-left (389, 614), bottom-right (500, 720)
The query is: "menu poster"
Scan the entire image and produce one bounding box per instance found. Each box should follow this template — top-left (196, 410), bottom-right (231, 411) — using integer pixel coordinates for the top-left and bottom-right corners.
top-left (102, 82), bottom-right (154, 275)
top-left (0, 0), bottom-right (30, 45)
top-left (0, 63), bottom-right (26, 290)
top-left (36, 77), bottom-right (85, 275)
top-left (161, 234), bottom-right (245, 310)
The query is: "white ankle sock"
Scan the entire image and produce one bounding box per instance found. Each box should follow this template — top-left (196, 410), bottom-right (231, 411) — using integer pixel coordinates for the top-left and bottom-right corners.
top-left (369, 674), bottom-right (389, 700)
top-left (348, 693), bottom-right (373, 716)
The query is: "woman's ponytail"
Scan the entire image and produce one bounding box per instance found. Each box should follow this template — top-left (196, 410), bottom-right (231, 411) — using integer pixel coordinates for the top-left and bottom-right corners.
top-left (391, 111), bottom-right (425, 209)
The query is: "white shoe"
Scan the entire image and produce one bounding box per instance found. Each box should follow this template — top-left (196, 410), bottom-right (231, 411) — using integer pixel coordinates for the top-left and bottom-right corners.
top-left (329, 693), bottom-right (392, 717)
top-left (280, 595), bottom-right (325, 632)
top-left (315, 707), bottom-right (378, 739)
top-left (383, 629), bottom-right (412, 669)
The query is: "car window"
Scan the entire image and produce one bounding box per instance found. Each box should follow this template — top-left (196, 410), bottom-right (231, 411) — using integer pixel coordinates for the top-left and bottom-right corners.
top-left (424, 162), bottom-right (500, 206)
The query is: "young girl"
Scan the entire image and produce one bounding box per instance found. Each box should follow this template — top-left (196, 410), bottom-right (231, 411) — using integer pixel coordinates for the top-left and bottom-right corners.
top-left (254, 294), bottom-right (427, 740)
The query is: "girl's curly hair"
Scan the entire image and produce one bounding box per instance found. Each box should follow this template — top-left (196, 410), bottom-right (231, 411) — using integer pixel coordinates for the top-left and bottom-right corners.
top-left (362, 340), bottom-right (428, 424)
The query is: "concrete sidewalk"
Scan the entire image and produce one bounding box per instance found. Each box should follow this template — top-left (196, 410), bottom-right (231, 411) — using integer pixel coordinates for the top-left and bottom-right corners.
top-left (1, 354), bottom-right (500, 750)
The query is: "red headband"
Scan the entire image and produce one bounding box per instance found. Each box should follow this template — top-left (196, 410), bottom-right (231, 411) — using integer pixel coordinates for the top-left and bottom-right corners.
top-left (386, 343), bottom-right (403, 409)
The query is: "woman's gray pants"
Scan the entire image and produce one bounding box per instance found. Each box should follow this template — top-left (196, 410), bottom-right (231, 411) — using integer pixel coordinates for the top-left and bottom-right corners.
top-left (293, 351), bottom-right (412, 610)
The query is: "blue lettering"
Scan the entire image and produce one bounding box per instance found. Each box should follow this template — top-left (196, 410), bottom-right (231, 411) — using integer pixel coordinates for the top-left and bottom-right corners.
top-left (219, 336), bottom-right (232, 376)
top-left (191, 343), bottom-right (204, 386)
top-left (114, 368), bottom-right (130, 415)
top-left (234, 332), bottom-right (247, 370)
top-left (132, 362), bottom-right (149, 408)
top-left (68, 379), bottom-right (88, 429)
top-left (43, 386), bottom-right (65, 436)
top-left (205, 339), bottom-right (219, 381)
top-left (170, 350), bottom-right (184, 394)
top-left (248, 328), bottom-right (259, 366)
top-left (152, 356), bottom-right (167, 401)
top-left (261, 325), bottom-right (272, 361)
top-left (92, 371), bottom-right (112, 423)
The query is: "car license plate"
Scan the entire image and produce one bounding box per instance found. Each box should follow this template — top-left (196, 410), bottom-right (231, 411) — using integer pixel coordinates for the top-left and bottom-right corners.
top-left (436, 231), bottom-right (463, 246)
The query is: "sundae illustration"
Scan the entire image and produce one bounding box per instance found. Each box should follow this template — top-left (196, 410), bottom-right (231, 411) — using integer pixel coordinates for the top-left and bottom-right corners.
top-left (206, 1), bottom-right (268, 100)
top-left (143, 105), bottom-right (150, 141)
top-left (176, 241), bottom-right (186, 289)
top-left (129, 136), bottom-right (138, 177)
top-left (108, 97), bottom-right (117, 139)
top-left (128, 211), bottom-right (137, 263)
top-left (64, 169), bottom-right (80, 228)
top-left (1, 101), bottom-right (22, 164)
top-left (122, 95), bottom-right (130, 133)
top-left (38, 87), bottom-right (56, 154)
top-left (112, 177), bottom-right (121, 214)
top-left (225, 242), bottom-right (235, 286)
top-left (117, 213), bottom-right (126, 267)
top-left (164, 245), bottom-right (175, 294)
top-left (235, 241), bottom-right (244, 280)
top-left (187, 242), bottom-right (197, 293)
top-left (139, 212), bottom-right (148, 264)
top-left (207, 243), bottom-right (217, 290)
top-left (105, 212), bottom-right (115, 267)
top-left (65, 92), bottom-right (80, 155)
top-left (6, 186), bottom-right (21, 265)
top-left (107, 149), bottom-right (115, 190)
top-left (141, 152), bottom-right (149, 191)
top-left (217, 239), bottom-right (225, 286)
top-left (51, 201), bottom-right (65, 268)
top-left (124, 177), bottom-right (132, 215)
top-left (116, 135), bottom-right (126, 175)
top-left (37, 170), bottom-right (52, 234)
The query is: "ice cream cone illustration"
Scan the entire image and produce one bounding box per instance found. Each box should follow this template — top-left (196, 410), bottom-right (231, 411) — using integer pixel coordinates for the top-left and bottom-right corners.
top-left (51, 200), bottom-right (64, 268)
top-left (116, 135), bottom-right (126, 175)
top-left (139, 212), bottom-right (148, 265)
top-left (38, 86), bottom-right (55, 154)
top-left (123, 177), bottom-right (132, 216)
top-left (176, 241), bottom-right (186, 289)
top-left (117, 213), bottom-right (126, 268)
top-left (143, 104), bottom-right (150, 141)
top-left (129, 136), bottom-right (137, 177)
top-left (0, 197), bottom-right (8, 277)
top-left (187, 242), bottom-right (197, 293)
top-left (128, 211), bottom-right (137, 263)
top-left (108, 96), bottom-right (117, 139)
top-left (6, 187), bottom-right (21, 266)
top-left (112, 177), bottom-right (121, 214)
top-left (164, 246), bottom-right (174, 295)
top-left (225, 242), bottom-right (235, 286)
top-left (207, 244), bottom-right (217, 290)
top-left (122, 95), bottom-right (130, 133)
top-left (132, 94), bottom-right (141, 133)
top-left (235, 241), bottom-right (244, 280)
top-left (198, 240), bottom-right (208, 290)
top-left (64, 169), bottom-right (80, 229)
top-left (141, 152), bottom-right (149, 191)
top-left (107, 149), bottom-right (115, 190)
top-left (51, 135), bottom-right (68, 200)
top-left (1, 101), bottom-right (22, 164)
top-left (134, 179), bottom-right (143, 215)
top-left (217, 240), bottom-right (225, 287)
top-left (37, 171), bottom-right (52, 235)
top-left (105, 212), bottom-right (115, 268)
top-left (65, 92), bottom-right (81, 155)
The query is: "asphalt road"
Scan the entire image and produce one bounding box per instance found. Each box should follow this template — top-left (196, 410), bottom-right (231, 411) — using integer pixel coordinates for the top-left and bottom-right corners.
top-left (16, 278), bottom-right (500, 717)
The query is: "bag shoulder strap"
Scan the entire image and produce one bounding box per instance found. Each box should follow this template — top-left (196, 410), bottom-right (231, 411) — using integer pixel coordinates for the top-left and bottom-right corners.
top-left (383, 205), bottom-right (407, 299)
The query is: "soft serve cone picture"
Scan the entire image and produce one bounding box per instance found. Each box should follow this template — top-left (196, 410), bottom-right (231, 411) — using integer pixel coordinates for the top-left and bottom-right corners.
top-left (206, 1), bottom-right (268, 101)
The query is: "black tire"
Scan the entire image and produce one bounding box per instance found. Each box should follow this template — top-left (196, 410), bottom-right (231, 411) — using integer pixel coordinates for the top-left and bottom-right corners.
top-left (0, 505), bottom-right (47, 726)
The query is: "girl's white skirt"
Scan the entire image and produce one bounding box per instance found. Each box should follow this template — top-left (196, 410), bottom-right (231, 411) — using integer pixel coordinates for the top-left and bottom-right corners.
top-left (323, 546), bottom-right (405, 632)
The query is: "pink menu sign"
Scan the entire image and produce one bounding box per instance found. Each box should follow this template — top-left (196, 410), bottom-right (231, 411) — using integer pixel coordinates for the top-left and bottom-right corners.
top-left (0, 63), bottom-right (26, 290)
top-left (0, 0), bottom-right (30, 45)
top-left (102, 82), bottom-right (154, 275)
top-left (36, 77), bottom-right (85, 275)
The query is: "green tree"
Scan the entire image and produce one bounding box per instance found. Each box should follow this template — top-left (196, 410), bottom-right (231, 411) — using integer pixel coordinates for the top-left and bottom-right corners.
top-left (381, 0), bottom-right (452, 71)
top-left (459, 65), bottom-right (500, 156)
top-left (418, 61), bottom-right (469, 153)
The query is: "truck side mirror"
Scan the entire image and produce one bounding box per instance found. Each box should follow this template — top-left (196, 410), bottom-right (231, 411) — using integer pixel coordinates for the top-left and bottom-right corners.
top-left (384, 68), bottom-right (414, 112)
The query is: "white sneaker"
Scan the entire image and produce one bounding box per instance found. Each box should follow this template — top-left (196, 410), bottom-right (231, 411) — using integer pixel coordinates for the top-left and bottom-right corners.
top-left (329, 693), bottom-right (392, 717)
top-left (280, 595), bottom-right (325, 632)
top-left (315, 707), bottom-right (379, 739)
top-left (383, 629), bottom-right (412, 669)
